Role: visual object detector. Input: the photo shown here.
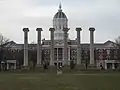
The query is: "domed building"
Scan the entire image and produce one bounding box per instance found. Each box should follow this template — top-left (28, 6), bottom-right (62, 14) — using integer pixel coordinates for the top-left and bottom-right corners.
top-left (41, 4), bottom-right (120, 70)
top-left (42, 4), bottom-right (70, 66)
top-left (53, 3), bottom-right (68, 40)
top-left (1, 4), bottom-right (120, 70)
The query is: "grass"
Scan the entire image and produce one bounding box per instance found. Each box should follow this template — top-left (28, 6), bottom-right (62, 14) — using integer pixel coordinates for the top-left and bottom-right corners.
top-left (0, 72), bottom-right (120, 90)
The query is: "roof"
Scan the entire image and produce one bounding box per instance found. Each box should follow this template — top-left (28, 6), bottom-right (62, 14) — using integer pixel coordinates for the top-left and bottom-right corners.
top-left (54, 11), bottom-right (67, 18)
top-left (53, 4), bottom-right (67, 19)
top-left (3, 40), bottom-right (118, 49)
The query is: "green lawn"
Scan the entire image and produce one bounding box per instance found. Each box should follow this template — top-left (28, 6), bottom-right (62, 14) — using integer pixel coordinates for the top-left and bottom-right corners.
top-left (0, 72), bottom-right (120, 90)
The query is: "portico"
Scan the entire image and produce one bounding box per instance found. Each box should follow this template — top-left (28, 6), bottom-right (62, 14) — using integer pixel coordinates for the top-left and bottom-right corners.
top-left (1, 60), bottom-right (16, 70)
top-left (104, 60), bottom-right (120, 70)
top-left (52, 46), bottom-right (71, 66)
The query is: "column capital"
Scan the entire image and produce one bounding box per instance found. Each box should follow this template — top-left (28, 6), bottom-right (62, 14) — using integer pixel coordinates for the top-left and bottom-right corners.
top-left (36, 28), bottom-right (43, 31)
top-left (23, 28), bottom-right (29, 32)
top-left (76, 28), bottom-right (82, 31)
top-left (63, 28), bottom-right (70, 32)
top-left (49, 28), bottom-right (55, 32)
top-left (89, 27), bottom-right (95, 32)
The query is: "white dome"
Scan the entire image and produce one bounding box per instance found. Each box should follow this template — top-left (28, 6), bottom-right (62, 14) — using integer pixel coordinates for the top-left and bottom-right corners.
top-left (53, 4), bottom-right (68, 40)
top-left (53, 11), bottom-right (67, 19)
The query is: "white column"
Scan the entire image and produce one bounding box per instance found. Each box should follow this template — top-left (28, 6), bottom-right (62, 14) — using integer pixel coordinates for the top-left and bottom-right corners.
top-left (57, 48), bottom-right (58, 62)
top-left (68, 47), bottom-right (70, 65)
top-left (7, 63), bottom-right (9, 70)
top-left (1, 63), bottom-right (3, 70)
top-left (36, 28), bottom-right (43, 65)
top-left (63, 28), bottom-right (69, 65)
top-left (14, 63), bottom-right (16, 69)
top-left (105, 63), bottom-right (107, 69)
top-left (89, 27), bottom-right (95, 65)
top-left (112, 63), bottom-right (115, 70)
top-left (62, 48), bottom-right (64, 65)
top-left (57, 48), bottom-right (59, 69)
top-left (76, 28), bottom-right (82, 65)
top-left (23, 28), bottom-right (29, 66)
top-left (49, 28), bottom-right (55, 66)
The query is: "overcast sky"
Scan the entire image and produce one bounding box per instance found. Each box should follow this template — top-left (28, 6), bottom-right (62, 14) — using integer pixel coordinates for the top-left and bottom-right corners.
top-left (0, 0), bottom-right (120, 43)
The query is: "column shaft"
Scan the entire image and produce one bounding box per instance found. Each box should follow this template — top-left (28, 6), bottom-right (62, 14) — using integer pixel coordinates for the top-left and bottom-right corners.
top-left (14, 63), bottom-right (16, 69)
top-left (68, 47), bottom-right (70, 62)
top-left (63, 28), bottom-right (69, 65)
top-left (23, 28), bottom-right (29, 66)
top-left (89, 28), bottom-right (95, 65)
top-left (49, 28), bottom-right (55, 66)
top-left (112, 63), bottom-right (115, 69)
top-left (76, 28), bottom-right (82, 65)
top-left (36, 28), bottom-right (42, 65)
top-left (7, 63), bottom-right (9, 70)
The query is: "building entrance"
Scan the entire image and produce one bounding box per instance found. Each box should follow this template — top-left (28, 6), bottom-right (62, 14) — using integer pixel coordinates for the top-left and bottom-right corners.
top-left (54, 48), bottom-right (63, 66)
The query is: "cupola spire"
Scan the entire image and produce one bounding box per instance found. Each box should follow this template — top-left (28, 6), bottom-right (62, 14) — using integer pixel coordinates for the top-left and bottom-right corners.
top-left (58, 2), bottom-right (62, 11)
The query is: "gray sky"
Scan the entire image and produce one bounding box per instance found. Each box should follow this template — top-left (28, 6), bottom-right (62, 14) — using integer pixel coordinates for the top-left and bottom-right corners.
top-left (0, 0), bottom-right (120, 43)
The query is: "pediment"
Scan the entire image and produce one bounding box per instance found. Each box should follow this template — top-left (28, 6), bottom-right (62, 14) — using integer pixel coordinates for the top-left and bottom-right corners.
top-left (104, 40), bottom-right (117, 48)
top-left (4, 41), bottom-right (16, 47)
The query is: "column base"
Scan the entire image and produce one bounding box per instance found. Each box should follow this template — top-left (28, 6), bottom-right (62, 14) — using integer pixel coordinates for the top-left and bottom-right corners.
top-left (22, 66), bottom-right (30, 71)
top-left (75, 64), bottom-right (85, 71)
top-left (36, 64), bottom-right (43, 69)
top-left (87, 64), bottom-right (98, 71)
top-left (36, 64), bottom-right (42, 68)
top-left (35, 64), bottom-right (43, 71)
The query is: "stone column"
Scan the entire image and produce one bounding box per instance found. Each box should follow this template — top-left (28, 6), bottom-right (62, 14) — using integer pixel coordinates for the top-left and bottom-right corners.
top-left (23, 28), bottom-right (29, 66)
top-left (105, 63), bottom-right (107, 70)
top-left (36, 28), bottom-right (43, 66)
top-left (62, 48), bottom-right (64, 63)
top-left (14, 63), bottom-right (16, 69)
top-left (68, 47), bottom-right (70, 63)
top-left (7, 63), bottom-right (9, 70)
top-left (112, 63), bottom-right (115, 70)
top-left (57, 48), bottom-right (59, 69)
top-left (49, 28), bottom-right (55, 66)
top-left (63, 28), bottom-right (69, 65)
top-left (76, 28), bottom-right (82, 65)
top-left (89, 27), bottom-right (95, 65)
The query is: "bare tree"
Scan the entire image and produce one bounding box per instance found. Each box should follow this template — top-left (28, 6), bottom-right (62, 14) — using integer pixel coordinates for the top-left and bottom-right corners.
top-left (0, 34), bottom-right (10, 70)
top-left (0, 34), bottom-right (9, 46)
top-left (114, 36), bottom-right (120, 70)
top-left (0, 33), bottom-right (10, 57)
top-left (115, 36), bottom-right (120, 48)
